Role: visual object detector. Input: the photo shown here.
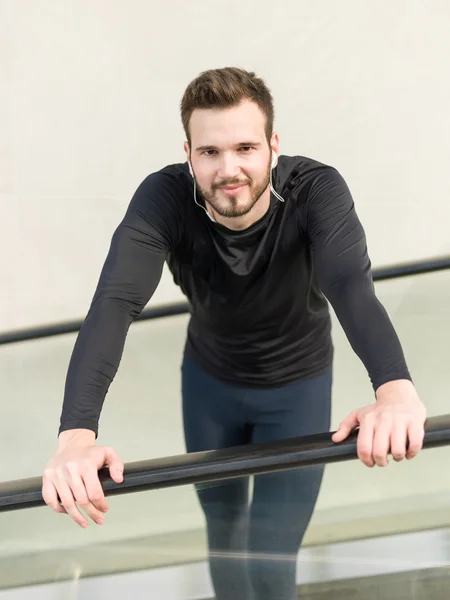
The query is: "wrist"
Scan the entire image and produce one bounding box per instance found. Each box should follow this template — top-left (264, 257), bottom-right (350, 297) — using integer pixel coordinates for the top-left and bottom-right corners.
top-left (376, 379), bottom-right (418, 403)
top-left (57, 428), bottom-right (96, 450)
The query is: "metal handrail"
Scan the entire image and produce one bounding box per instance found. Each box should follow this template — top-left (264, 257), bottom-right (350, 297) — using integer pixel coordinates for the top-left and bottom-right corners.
top-left (1, 414), bottom-right (449, 513)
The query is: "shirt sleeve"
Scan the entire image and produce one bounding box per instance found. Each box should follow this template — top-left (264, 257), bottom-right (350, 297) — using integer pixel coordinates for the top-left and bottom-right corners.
top-left (58, 172), bottom-right (182, 437)
top-left (305, 166), bottom-right (412, 391)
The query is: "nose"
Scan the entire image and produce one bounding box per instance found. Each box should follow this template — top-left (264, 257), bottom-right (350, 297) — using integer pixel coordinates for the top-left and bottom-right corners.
top-left (217, 153), bottom-right (241, 182)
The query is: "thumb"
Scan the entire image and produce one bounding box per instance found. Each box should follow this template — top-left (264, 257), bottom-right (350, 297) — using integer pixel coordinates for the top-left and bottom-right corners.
top-left (331, 411), bottom-right (359, 443)
top-left (104, 447), bottom-right (125, 484)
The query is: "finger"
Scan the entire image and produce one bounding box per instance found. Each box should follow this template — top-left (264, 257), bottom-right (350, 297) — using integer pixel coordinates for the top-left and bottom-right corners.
top-left (390, 420), bottom-right (408, 462)
top-left (406, 421), bottom-right (425, 460)
top-left (105, 448), bottom-right (125, 484)
top-left (357, 414), bottom-right (376, 467)
top-left (56, 479), bottom-right (88, 528)
top-left (82, 468), bottom-right (109, 515)
top-left (67, 469), bottom-right (106, 525)
top-left (42, 477), bottom-right (68, 514)
top-left (372, 412), bottom-right (394, 467)
top-left (331, 411), bottom-right (359, 443)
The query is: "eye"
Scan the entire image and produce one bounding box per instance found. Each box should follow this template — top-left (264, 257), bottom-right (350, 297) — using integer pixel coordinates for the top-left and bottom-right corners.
top-left (239, 146), bottom-right (254, 152)
top-left (202, 149), bottom-right (217, 156)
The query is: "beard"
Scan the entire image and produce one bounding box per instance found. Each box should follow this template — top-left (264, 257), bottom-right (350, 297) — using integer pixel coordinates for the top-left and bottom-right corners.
top-left (196, 161), bottom-right (272, 219)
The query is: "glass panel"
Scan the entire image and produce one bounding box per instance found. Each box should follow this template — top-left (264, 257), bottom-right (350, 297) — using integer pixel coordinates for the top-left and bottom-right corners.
top-left (0, 484), bottom-right (209, 591)
top-left (316, 268), bottom-right (450, 545)
top-left (0, 269), bottom-right (449, 597)
top-left (0, 313), bottom-right (207, 587)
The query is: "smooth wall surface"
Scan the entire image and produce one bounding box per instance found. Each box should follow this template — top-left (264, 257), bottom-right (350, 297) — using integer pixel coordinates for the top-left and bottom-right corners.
top-left (2, 0), bottom-right (450, 331)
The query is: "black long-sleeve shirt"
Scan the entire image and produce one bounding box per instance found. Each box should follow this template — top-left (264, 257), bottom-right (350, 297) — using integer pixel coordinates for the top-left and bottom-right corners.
top-left (59, 155), bottom-right (411, 436)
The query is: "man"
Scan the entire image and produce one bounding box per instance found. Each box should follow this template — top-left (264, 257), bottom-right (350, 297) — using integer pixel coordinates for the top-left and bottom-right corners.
top-left (43, 67), bottom-right (426, 600)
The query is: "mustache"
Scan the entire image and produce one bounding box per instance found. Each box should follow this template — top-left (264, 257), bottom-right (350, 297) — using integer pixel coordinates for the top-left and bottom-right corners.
top-left (214, 179), bottom-right (250, 189)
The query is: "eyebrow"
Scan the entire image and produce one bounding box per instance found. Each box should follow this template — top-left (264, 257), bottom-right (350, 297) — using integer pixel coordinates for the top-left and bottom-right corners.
top-left (195, 142), bottom-right (262, 152)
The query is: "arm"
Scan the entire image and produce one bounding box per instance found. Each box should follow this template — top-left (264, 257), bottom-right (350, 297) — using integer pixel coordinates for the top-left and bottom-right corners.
top-left (43, 171), bottom-right (182, 527)
top-left (59, 172), bottom-right (180, 437)
top-left (306, 167), bottom-right (411, 390)
top-left (305, 167), bottom-right (426, 466)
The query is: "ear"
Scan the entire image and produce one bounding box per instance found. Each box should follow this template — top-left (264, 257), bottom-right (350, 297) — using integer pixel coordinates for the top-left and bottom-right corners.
top-left (184, 141), bottom-right (190, 162)
top-left (184, 142), bottom-right (194, 177)
top-left (270, 132), bottom-right (280, 166)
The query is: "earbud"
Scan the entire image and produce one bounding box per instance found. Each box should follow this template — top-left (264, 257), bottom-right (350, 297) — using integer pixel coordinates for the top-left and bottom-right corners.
top-left (188, 162), bottom-right (194, 177)
top-left (271, 151), bottom-right (278, 169)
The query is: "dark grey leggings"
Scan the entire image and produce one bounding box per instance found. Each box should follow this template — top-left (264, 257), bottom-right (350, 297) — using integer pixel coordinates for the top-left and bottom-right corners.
top-left (182, 356), bottom-right (332, 600)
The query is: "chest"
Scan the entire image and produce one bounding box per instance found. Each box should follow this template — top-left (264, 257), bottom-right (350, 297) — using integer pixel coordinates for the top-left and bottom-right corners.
top-left (168, 203), bottom-right (308, 308)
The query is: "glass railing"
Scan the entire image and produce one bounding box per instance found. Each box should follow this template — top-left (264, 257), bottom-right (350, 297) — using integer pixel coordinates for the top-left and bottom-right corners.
top-left (1, 416), bottom-right (450, 594)
top-left (1, 257), bottom-right (450, 598)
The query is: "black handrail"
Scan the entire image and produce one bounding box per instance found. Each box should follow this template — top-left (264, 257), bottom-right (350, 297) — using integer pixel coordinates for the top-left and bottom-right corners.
top-left (1, 414), bottom-right (449, 513)
top-left (1, 256), bottom-right (449, 346)
top-left (371, 256), bottom-right (450, 281)
top-left (0, 301), bottom-right (190, 346)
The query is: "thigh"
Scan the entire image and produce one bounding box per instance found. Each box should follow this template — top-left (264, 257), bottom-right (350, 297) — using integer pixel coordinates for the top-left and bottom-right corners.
top-left (181, 355), bottom-right (250, 453)
top-left (250, 464), bottom-right (325, 554)
top-left (249, 368), bottom-right (332, 553)
top-left (181, 355), bottom-right (251, 515)
top-left (250, 367), bottom-right (333, 445)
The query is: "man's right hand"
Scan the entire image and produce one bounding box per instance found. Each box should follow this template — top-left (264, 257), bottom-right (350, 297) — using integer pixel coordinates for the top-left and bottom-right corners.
top-left (42, 429), bottom-right (124, 528)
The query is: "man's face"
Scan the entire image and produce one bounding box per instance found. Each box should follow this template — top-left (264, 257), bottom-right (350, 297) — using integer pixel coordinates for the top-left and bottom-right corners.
top-left (185, 99), bottom-right (278, 219)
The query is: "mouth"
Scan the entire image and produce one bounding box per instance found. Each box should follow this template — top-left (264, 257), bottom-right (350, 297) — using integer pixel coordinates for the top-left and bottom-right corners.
top-left (219, 184), bottom-right (246, 195)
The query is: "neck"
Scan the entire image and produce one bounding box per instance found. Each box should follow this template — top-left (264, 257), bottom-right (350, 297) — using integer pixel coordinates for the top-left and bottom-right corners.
top-left (207, 185), bottom-right (272, 231)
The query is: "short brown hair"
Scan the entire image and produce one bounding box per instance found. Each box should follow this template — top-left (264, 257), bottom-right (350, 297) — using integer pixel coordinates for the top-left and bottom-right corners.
top-left (180, 67), bottom-right (274, 146)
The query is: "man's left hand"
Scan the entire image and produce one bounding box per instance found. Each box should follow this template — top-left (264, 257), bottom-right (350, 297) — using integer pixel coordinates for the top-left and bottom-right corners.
top-left (331, 380), bottom-right (427, 467)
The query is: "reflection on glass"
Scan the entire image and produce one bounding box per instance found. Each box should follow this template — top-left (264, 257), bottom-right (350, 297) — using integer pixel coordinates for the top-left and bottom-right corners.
top-left (0, 270), bottom-right (449, 596)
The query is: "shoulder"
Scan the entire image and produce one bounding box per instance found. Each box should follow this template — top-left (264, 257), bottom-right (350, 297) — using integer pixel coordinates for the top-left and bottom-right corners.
top-left (120, 161), bottom-right (192, 247)
top-left (275, 154), bottom-right (344, 202)
top-left (276, 155), bottom-right (354, 236)
top-left (130, 161), bottom-right (192, 217)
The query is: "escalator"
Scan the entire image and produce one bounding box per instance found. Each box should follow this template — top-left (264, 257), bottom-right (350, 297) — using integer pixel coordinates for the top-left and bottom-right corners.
top-left (1, 257), bottom-right (450, 599)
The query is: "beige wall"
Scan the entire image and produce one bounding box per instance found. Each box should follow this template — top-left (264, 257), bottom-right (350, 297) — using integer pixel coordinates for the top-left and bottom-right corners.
top-left (1, 1), bottom-right (450, 592)
top-left (2, 0), bottom-right (450, 331)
